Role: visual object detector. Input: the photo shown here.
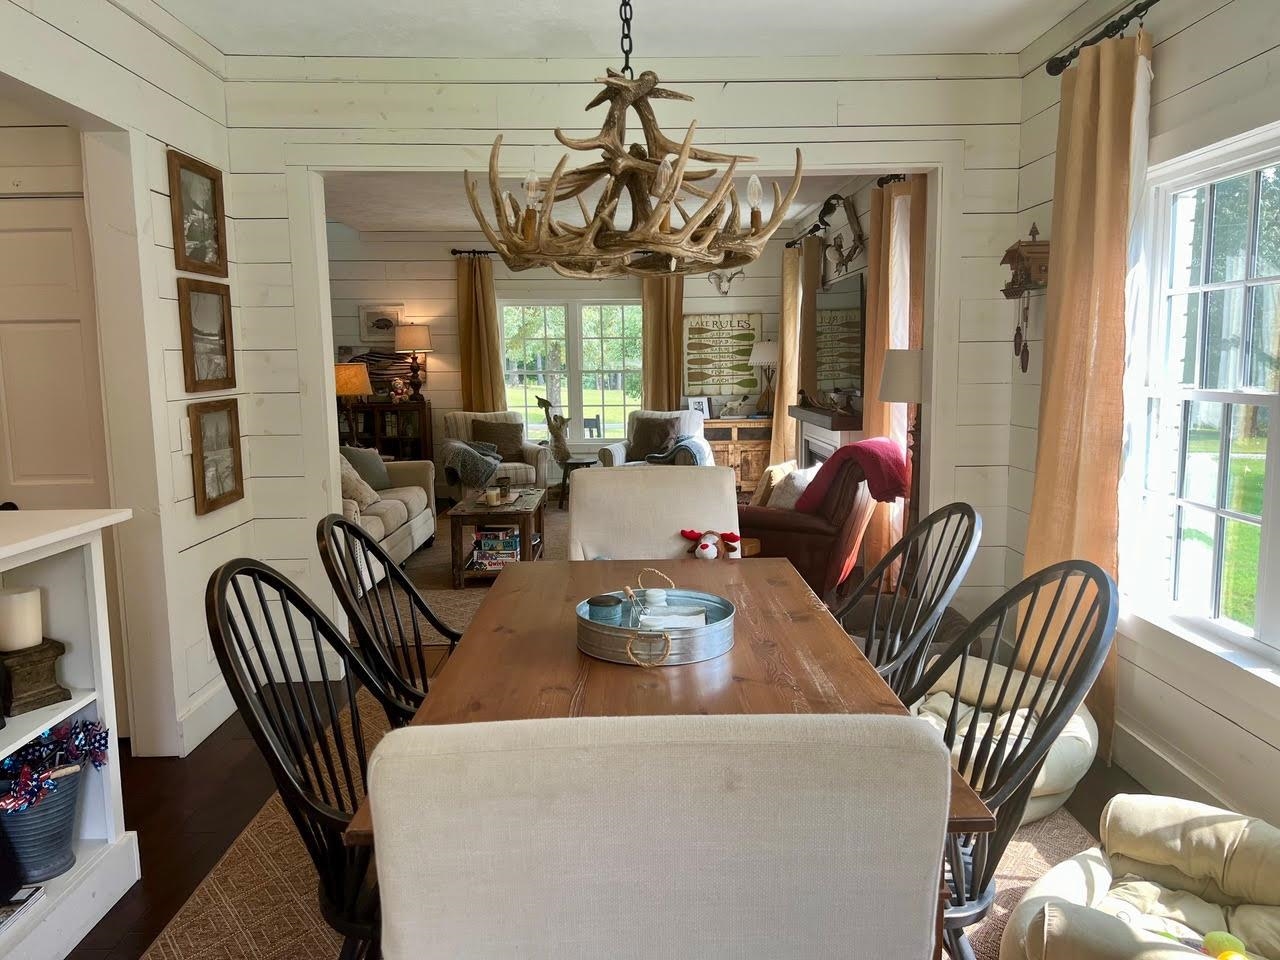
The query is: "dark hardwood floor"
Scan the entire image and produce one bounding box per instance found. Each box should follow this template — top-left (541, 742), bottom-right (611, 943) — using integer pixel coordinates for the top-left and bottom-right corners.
top-left (65, 710), bottom-right (1147, 960)
top-left (67, 713), bottom-right (275, 960)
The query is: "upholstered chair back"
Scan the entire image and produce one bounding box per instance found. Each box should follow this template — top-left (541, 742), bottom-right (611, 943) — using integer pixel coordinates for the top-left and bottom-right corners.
top-left (443, 410), bottom-right (524, 443)
top-left (568, 465), bottom-right (738, 560)
top-left (368, 714), bottom-right (953, 960)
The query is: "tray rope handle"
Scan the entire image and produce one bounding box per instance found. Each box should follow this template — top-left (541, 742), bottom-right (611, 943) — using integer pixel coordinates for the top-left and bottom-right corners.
top-left (625, 630), bottom-right (672, 668)
top-left (637, 568), bottom-right (675, 591)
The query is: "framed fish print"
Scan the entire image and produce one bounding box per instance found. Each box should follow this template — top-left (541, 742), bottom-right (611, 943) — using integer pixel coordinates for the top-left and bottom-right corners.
top-left (359, 303), bottom-right (402, 343)
top-left (189, 398), bottom-right (244, 515)
top-left (167, 149), bottom-right (228, 277)
top-left (178, 278), bottom-right (236, 392)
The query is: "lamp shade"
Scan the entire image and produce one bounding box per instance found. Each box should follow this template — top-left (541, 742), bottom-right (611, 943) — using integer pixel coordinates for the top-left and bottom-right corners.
top-left (748, 340), bottom-right (780, 367)
top-left (394, 323), bottom-right (433, 354)
top-left (334, 362), bottom-right (373, 398)
top-left (879, 349), bottom-right (924, 403)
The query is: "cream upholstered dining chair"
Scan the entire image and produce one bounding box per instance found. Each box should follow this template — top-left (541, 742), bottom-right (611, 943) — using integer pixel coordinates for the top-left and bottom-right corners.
top-left (442, 410), bottom-right (549, 489)
top-left (567, 465), bottom-right (738, 560)
top-left (368, 714), bottom-right (953, 960)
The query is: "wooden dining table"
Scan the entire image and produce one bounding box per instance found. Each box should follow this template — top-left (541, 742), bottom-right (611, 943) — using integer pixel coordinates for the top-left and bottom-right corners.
top-left (345, 557), bottom-right (994, 846)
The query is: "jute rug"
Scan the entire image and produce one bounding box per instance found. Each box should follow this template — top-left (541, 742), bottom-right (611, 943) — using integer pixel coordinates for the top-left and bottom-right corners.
top-left (142, 503), bottom-right (1098, 960)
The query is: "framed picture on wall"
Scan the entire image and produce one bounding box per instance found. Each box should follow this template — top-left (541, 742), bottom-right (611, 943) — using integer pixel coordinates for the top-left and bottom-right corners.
top-left (189, 398), bottom-right (244, 515)
top-left (359, 303), bottom-right (402, 343)
top-left (178, 278), bottom-right (236, 392)
top-left (166, 149), bottom-right (228, 277)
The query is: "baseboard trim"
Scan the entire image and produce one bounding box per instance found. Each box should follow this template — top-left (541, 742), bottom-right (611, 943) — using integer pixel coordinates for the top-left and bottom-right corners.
top-left (176, 677), bottom-right (236, 757)
top-left (1113, 719), bottom-right (1229, 810)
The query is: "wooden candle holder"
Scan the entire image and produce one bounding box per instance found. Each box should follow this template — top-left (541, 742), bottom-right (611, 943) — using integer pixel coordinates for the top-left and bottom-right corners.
top-left (0, 638), bottom-right (71, 717)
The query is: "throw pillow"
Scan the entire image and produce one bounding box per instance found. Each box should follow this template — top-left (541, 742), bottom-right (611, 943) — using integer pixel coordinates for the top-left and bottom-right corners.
top-left (751, 460), bottom-right (797, 506)
top-left (628, 416), bottom-right (680, 461)
top-left (339, 457), bottom-right (380, 510)
top-left (472, 419), bottom-right (525, 463)
top-left (340, 445), bottom-right (391, 490)
top-left (767, 465), bottom-right (819, 511)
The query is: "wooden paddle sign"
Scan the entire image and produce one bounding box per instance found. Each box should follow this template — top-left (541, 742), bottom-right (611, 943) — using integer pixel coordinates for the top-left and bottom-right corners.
top-left (683, 312), bottom-right (761, 397)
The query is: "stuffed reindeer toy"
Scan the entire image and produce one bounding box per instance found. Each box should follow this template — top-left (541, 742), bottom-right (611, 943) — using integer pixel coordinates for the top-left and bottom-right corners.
top-left (680, 529), bottom-right (742, 560)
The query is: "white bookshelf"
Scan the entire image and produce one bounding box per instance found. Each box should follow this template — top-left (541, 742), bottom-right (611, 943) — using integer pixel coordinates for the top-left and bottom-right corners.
top-left (0, 510), bottom-right (139, 960)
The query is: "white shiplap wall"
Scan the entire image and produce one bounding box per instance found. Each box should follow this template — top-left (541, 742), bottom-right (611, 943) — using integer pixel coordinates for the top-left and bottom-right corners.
top-left (237, 57), bottom-right (1025, 624)
top-left (1014, 0), bottom-right (1280, 823)
top-left (0, 93), bottom-right (81, 194)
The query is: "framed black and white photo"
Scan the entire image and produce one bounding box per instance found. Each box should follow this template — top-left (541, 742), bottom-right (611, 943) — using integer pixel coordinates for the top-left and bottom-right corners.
top-left (358, 303), bottom-right (402, 343)
top-left (178, 278), bottom-right (236, 392)
top-left (189, 398), bottom-right (244, 515)
top-left (167, 150), bottom-right (228, 277)
top-left (686, 396), bottom-right (712, 418)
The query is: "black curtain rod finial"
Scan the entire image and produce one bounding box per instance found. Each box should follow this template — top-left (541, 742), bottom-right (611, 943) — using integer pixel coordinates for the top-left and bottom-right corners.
top-left (451, 248), bottom-right (494, 256)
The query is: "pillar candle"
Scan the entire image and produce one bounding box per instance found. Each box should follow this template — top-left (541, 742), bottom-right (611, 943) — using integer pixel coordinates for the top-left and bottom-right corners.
top-left (0, 586), bottom-right (43, 652)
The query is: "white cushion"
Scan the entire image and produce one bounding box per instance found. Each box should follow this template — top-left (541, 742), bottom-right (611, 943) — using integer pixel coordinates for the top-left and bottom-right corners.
top-left (767, 465), bottom-right (819, 510)
top-left (340, 457), bottom-right (379, 510)
top-left (369, 714), bottom-right (952, 960)
top-left (378, 485), bottom-right (429, 521)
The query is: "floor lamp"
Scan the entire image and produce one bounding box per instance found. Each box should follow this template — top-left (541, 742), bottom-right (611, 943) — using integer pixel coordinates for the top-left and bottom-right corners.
top-left (879, 349), bottom-right (924, 530)
top-left (334, 362), bottom-right (373, 446)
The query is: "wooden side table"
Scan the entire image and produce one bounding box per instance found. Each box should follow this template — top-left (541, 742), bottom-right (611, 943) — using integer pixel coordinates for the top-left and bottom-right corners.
top-left (558, 457), bottom-right (597, 509)
top-left (447, 488), bottom-right (546, 588)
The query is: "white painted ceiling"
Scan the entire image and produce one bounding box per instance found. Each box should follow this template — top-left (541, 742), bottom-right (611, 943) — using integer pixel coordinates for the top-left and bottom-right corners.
top-left (323, 170), bottom-right (860, 233)
top-left (156, 0), bottom-right (1081, 57)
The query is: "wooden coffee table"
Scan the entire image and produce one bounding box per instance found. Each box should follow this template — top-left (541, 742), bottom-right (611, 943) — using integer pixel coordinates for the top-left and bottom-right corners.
top-left (446, 487), bottom-right (546, 588)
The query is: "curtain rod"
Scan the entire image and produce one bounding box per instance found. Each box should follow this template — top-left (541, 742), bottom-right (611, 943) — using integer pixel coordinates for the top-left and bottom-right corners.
top-left (451, 248), bottom-right (493, 256)
top-left (1045, 0), bottom-right (1161, 75)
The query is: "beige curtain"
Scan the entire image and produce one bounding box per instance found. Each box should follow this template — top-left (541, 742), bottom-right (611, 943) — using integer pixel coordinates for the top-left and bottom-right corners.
top-left (641, 276), bottom-right (685, 411)
top-left (770, 247), bottom-right (802, 463)
top-left (863, 175), bottom-right (927, 571)
top-left (457, 254), bottom-right (506, 412)
top-left (1022, 31), bottom-right (1152, 762)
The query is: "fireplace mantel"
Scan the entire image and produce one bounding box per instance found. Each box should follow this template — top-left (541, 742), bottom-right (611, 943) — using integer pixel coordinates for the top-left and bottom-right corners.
top-left (787, 404), bottom-right (863, 432)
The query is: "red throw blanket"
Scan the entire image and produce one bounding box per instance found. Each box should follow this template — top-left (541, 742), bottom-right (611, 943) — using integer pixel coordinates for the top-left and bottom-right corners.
top-left (794, 437), bottom-right (908, 514)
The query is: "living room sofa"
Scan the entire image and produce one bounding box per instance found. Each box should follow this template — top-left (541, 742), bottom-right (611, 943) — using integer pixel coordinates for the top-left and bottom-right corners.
top-left (341, 459), bottom-right (437, 565)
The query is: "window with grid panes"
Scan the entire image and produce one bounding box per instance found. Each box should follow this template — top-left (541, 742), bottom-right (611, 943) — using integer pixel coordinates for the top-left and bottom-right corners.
top-left (1135, 159), bottom-right (1280, 645)
top-left (500, 301), bottom-right (643, 442)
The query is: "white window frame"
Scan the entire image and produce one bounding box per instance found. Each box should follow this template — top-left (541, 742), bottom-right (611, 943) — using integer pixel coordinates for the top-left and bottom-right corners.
top-left (498, 298), bottom-right (643, 442)
top-left (1130, 122), bottom-right (1280, 658)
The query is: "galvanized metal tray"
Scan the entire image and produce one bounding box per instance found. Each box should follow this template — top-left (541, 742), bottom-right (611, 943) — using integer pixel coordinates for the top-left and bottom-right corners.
top-left (575, 589), bottom-right (735, 667)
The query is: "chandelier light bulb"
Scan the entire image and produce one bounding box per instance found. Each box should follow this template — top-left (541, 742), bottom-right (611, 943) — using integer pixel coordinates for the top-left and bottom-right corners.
top-left (502, 190), bottom-right (516, 218)
top-left (523, 171), bottom-right (544, 209)
top-left (746, 174), bottom-right (763, 211)
top-left (653, 156), bottom-right (674, 197)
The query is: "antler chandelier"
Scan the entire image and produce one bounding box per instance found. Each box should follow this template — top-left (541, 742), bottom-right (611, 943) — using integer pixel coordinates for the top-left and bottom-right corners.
top-left (464, 3), bottom-right (803, 279)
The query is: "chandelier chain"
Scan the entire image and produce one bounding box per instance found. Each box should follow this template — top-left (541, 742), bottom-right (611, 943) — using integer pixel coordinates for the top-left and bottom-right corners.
top-left (619, 0), bottom-right (634, 78)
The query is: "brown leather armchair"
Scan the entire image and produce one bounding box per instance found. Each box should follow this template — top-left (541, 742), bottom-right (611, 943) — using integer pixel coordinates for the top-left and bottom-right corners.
top-left (738, 459), bottom-right (877, 599)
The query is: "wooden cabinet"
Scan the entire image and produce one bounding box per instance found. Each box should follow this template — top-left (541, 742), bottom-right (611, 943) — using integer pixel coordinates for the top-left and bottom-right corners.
top-left (703, 419), bottom-right (773, 493)
top-left (338, 398), bottom-right (433, 461)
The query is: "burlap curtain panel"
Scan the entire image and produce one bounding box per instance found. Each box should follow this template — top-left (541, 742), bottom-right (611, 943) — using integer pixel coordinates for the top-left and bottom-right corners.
top-left (862, 175), bottom-right (926, 572)
top-left (770, 246), bottom-right (803, 463)
top-left (457, 254), bottom-right (507, 412)
top-left (641, 275), bottom-right (685, 411)
top-left (1022, 31), bottom-right (1152, 762)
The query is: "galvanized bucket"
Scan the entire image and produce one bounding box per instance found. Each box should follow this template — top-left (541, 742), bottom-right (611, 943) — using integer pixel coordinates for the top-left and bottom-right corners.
top-left (576, 589), bottom-right (735, 667)
top-left (0, 765), bottom-right (82, 883)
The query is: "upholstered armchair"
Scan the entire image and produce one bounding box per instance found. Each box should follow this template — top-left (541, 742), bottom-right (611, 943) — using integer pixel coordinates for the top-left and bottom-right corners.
top-left (598, 409), bottom-right (714, 467)
top-left (1002, 794), bottom-right (1280, 960)
top-left (442, 410), bottom-right (549, 489)
top-left (737, 457), bottom-right (876, 598)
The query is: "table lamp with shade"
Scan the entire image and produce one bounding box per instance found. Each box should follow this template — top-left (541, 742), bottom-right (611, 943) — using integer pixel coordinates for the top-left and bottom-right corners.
top-left (394, 323), bottom-right (433, 399)
top-left (748, 340), bottom-right (780, 416)
top-left (334, 362), bottom-right (373, 446)
top-left (879, 348), bottom-right (924, 529)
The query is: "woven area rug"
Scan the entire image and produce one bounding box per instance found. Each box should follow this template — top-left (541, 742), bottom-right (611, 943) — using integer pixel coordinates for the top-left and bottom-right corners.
top-left (142, 502), bottom-right (1097, 960)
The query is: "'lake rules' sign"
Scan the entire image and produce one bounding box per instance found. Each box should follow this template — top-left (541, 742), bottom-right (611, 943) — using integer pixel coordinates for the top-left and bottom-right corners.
top-left (683, 313), bottom-right (761, 397)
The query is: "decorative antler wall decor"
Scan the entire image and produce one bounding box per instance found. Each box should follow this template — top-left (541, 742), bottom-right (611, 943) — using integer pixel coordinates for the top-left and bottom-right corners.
top-left (464, 69), bottom-right (802, 279)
